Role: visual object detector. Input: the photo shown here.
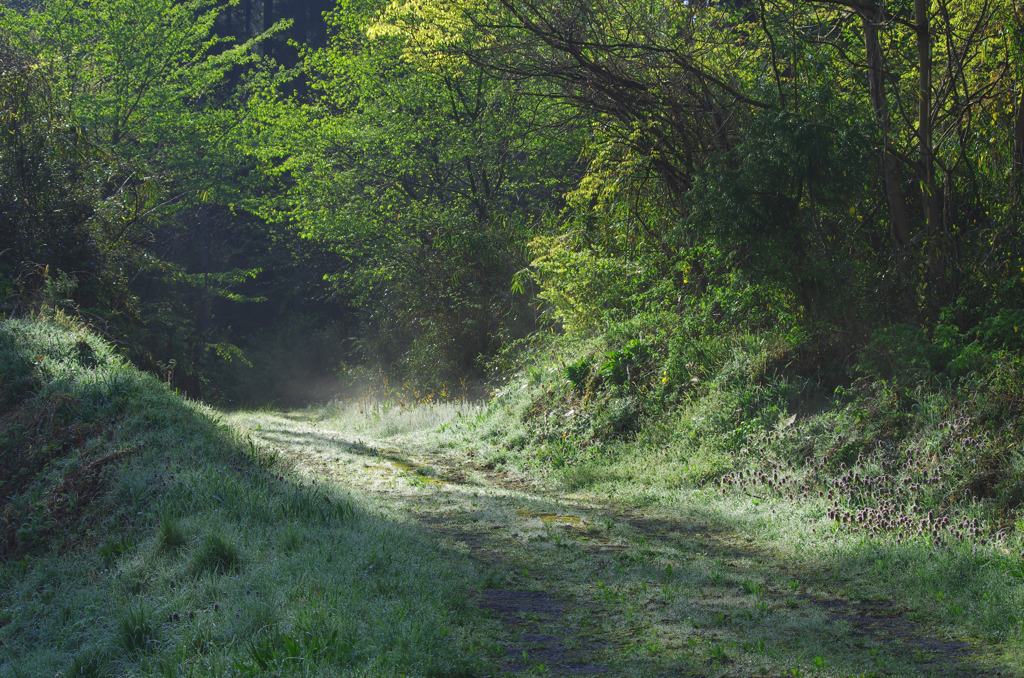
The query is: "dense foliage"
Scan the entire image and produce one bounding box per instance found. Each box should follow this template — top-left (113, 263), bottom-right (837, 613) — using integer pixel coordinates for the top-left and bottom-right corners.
top-left (245, 0), bottom-right (585, 385)
top-left (4, 0), bottom-right (1024, 400)
top-left (0, 0), bottom-right (347, 404)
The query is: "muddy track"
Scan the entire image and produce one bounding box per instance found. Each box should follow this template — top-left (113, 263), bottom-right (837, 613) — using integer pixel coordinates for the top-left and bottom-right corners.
top-left (238, 413), bottom-right (1001, 677)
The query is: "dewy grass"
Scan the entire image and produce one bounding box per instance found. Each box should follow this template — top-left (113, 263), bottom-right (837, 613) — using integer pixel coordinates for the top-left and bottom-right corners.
top-left (117, 601), bottom-right (159, 655)
top-left (155, 509), bottom-right (187, 552)
top-left (320, 396), bottom-right (483, 439)
top-left (9, 314), bottom-right (1024, 674)
top-left (189, 532), bottom-right (241, 575)
top-left (232, 393), bottom-right (1014, 675)
top-left (66, 646), bottom-right (111, 678)
top-left (328, 325), bottom-right (1024, 672)
top-left (0, 318), bottom-right (490, 676)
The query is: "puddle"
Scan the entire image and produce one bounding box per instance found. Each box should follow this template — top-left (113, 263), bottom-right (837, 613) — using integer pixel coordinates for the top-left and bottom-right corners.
top-left (517, 509), bottom-right (587, 528)
top-left (389, 458), bottom-right (444, 485)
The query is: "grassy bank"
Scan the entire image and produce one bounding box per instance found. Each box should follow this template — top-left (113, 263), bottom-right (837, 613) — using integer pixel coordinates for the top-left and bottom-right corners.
top-left (499, 325), bottom-right (1022, 636)
top-left (6, 309), bottom-right (1024, 675)
top-left (0, 316), bottom-right (489, 677)
top-left (326, 313), bottom-right (1024, 670)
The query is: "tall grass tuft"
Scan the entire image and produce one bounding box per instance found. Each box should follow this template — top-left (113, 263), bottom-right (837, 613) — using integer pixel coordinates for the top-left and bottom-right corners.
top-left (156, 509), bottom-right (187, 551)
top-left (189, 532), bottom-right (241, 575)
top-left (66, 648), bottom-right (111, 677)
top-left (117, 602), bottom-right (159, 654)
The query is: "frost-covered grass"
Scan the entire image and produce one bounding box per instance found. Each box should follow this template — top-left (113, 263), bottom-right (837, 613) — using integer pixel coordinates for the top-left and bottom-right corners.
top-left (407, 323), bottom-right (1024, 670)
top-left (0, 316), bottom-right (489, 677)
top-left (247, 386), bottom-right (1023, 675)
top-left (10, 312), bottom-right (1022, 675)
top-left (317, 397), bottom-right (485, 440)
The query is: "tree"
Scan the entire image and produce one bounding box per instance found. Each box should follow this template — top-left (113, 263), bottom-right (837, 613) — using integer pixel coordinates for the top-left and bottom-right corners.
top-left (1, 0), bottom-right (302, 399)
top-left (369, 0), bottom-right (1024, 325)
top-left (247, 0), bottom-right (584, 385)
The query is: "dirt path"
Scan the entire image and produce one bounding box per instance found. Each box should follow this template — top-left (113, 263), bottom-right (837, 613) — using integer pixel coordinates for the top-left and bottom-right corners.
top-left (232, 410), bottom-right (998, 677)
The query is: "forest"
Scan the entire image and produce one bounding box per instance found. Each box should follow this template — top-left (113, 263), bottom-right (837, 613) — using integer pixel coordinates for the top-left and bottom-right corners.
top-left (4, 0), bottom-right (1024, 402)
top-left (4, 0), bottom-right (1024, 673)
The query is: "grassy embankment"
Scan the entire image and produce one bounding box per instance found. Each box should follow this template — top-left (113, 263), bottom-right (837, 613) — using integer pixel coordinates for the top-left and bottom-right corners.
top-left (484, 321), bottom-right (1024, 657)
top-left (0, 316), bottom-right (491, 677)
top-left (318, 312), bottom-right (1024, 671)
top-left (6, 309), bottom-right (1024, 675)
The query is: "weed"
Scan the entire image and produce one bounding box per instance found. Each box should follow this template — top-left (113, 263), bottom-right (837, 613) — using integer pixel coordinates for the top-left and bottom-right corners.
top-left (745, 637), bottom-right (768, 654)
top-left (156, 509), bottom-right (187, 551)
top-left (563, 357), bottom-right (592, 390)
top-left (99, 536), bottom-right (135, 567)
top-left (67, 648), bottom-right (111, 677)
top-left (237, 632), bottom-right (303, 674)
top-left (118, 601), bottom-right (159, 654)
top-left (190, 532), bottom-right (241, 575)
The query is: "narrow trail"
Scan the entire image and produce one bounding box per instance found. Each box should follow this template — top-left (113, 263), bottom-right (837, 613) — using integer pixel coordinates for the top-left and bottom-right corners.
top-left (232, 410), bottom-right (997, 677)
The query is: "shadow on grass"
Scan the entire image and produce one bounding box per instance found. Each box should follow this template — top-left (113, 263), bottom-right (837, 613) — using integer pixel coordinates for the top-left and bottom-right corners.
top-left (0, 319), bottom-right (488, 677)
top-left (443, 486), bottom-right (993, 676)
top-left (234, 407), bottom-right (1009, 676)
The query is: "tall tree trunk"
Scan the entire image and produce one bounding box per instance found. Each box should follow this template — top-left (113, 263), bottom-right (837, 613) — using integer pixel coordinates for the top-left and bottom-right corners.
top-left (861, 9), bottom-right (911, 249)
top-left (1014, 78), bottom-right (1024, 203)
top-left (916, 0), bottom-right (943, 285)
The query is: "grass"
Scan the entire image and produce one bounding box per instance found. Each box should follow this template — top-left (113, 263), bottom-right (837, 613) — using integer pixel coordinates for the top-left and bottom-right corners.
top-left (8, 311), bottom-right (1024, 675)
top-left (0, 316), bottom-right (492, 676)
top-left (239, 397), bottom-right (1001, 675)
top-left (117, 602), bottom-right (159, 655)
top-left (188, 532), bottom-right (241, 575)
top-left (495, 329), bottom-right (1024, 656)
top-left (66, 647), bottom-right (112, 678)
top-left (318, 396), bottom-right (484, 439)
top-left (276, 318), bottom-right (1024, 674)
top-left (155, 510), bottom-right (186, 552)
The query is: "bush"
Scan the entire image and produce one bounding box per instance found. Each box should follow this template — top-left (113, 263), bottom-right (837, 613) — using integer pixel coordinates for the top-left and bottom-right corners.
top-left (598, 339), bottom-right (648, 387)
